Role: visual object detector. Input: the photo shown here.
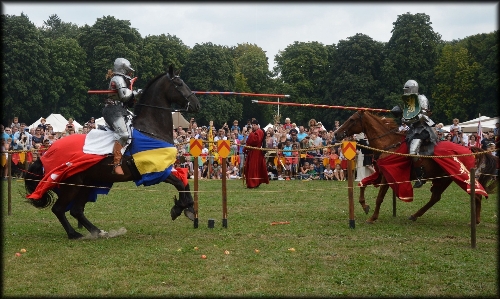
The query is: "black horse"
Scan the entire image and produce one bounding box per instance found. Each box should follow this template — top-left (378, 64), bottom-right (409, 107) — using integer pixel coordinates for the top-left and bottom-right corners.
top-left (25, 65), bottom-right (201, 239)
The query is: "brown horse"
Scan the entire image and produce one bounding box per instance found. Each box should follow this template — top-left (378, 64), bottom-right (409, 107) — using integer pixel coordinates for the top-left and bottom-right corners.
top-left (24, 65), bottom-right (201, 239)
top-left (334, 111), bottom-right (497, 224)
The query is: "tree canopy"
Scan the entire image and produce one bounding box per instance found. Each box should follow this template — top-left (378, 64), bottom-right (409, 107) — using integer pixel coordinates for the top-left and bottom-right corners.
top-left (2, 12), bottom-right (497, 129)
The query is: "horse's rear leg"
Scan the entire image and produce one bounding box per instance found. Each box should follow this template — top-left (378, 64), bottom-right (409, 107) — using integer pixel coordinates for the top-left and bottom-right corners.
top-left (358, 186), bottom-right (370, 214)
top-left (69, 189), bottom-right (104, 237)
top-left (366, 183), bottom-right (389, 224)
top-left (474, 194), bottom-right (482, 225)
top-left (409, 178), bottom-right (452, 222)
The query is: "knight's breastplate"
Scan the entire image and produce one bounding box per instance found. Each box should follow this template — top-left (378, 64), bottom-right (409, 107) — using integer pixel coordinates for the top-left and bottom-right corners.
top-left (402, 93), bottom-right (422, 123)
top-left (108, 76), bottom-right (131, 102)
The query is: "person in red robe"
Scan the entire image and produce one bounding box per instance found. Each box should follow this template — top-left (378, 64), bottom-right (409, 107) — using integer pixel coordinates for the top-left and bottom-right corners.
top-left (244, 119), bottom-right (269, 188)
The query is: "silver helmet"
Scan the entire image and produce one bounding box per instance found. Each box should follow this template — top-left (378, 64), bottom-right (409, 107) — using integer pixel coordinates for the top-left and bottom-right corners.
top-left (113, 58), bottom-right (134, 75)
top-left (403, 80), bottom-right (418, 94)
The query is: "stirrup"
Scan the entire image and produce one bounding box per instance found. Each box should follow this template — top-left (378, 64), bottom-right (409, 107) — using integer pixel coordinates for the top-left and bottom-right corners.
top-left (112, 163), bottom-right (124, 175)
top-left (413, 178), bottom-right (426, 188)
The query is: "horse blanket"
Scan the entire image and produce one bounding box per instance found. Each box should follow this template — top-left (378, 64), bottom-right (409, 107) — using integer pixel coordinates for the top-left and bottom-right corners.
top-left (359, 140), bottom-right (488, 201)
top-left (26, 134), bottom-right (108, 201)
top-left (359, 141), bottom-right (414, 202)
top-left (26, 129), bottom-right (186, 206)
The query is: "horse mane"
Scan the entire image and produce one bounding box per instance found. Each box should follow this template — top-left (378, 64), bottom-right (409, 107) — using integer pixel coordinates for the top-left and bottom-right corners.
top-left (133, 73), bottom-right (165, 117)
top-left (365, 112), bottom-right (400, 132)
top-left (141, 73), bottom-right (165, 94)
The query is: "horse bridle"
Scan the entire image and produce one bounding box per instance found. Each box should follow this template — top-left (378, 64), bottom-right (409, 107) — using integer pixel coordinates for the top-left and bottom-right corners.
top-left (349, 111), bottom-right (401, 150)
top-left (134, 72), bottom-right (196, 112)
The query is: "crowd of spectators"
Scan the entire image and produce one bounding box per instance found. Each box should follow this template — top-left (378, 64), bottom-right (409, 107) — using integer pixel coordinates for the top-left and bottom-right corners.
top-left (2, 114), bottom-right (498, 181)
top-left (433, 118), bottom-right (499, 153)
top-left (176, 118), bottom-right (359, 181)
top-left (0, 116), bottom-right (91, 179)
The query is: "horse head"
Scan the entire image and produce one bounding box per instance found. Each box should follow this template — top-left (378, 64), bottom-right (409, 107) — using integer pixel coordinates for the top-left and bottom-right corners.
top-left (133, 66), bottom-right (201, 142)
top-left (165, 65), bottom-right (201, 113)
top-left (334, 111), bottom-right (365, 140)
top-left (135, 65), bottom-right (200, 116)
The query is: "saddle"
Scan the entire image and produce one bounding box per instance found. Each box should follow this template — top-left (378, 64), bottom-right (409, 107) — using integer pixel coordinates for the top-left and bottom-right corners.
top-left (86, 113), bottom-right (134, 155)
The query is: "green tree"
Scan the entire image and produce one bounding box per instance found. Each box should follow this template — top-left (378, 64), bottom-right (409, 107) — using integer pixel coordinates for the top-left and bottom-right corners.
top-left (40, 14), bottom-right (80, 40)
top-left (182, 42), bottom-right (240, 127)
top-left (432, 44), bottom-right (481, 123)
top-left (329, 34), bottom-right (384, 125)
top-left (274, 41), bottom-right (331, 127)
top-left (383, 12), bottom-right (442, 107)
top-left (140, 34), bottom-right (190, 82)
top-left (2, 13), bottom-right (51, 124)
top-left (44, 37), bottom-right (90, 120)
top-left (233, 43), bottom-right (274, 124)
top-left (458, 32), bottom-right (498, 118)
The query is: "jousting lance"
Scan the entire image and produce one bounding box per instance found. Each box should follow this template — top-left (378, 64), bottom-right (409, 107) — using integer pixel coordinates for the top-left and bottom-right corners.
top-left (251, 100), bottom-right (391, 113)
top-left (88, 77), bottom-right (137, 94)
top-left (88, 90), bottom-right (291, 98)
top-left (192, 91), bottom-right (290, 98)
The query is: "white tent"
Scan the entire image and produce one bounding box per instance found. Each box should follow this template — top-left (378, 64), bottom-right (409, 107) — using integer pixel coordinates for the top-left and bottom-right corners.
top-left (94, 112), bottom-right (190, 129)
top-left (29, 113), bottom-right (83, 132)
top-left (263, 123), bottom-right (274, 131)
top-left (443, 116), bottom-right (499, 133)
top-left (172, 112), bottom-right (190, 128)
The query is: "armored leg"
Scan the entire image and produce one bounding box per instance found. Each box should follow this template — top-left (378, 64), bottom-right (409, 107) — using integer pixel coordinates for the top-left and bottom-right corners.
top-left (409, 139), bottom-right (422, 162)
top-left (409, 139), bottom-right (426, 188)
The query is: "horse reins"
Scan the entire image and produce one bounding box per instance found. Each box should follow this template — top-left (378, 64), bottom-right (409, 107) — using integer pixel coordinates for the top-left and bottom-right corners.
top-left (356, 111), bottom-right (402, 151)
top-left (134, 72), bottom-right (195, 112)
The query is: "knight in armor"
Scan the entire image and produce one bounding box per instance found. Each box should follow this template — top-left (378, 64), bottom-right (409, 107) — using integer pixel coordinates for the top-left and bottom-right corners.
top-left (103, 58), bottom-right (142, 175)
top-left (391, 79), bottom-right (437, 188)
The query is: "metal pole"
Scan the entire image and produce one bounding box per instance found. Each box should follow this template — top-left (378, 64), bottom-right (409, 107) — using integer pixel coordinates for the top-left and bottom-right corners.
top-left (278, 97), bottom-right (280, 120)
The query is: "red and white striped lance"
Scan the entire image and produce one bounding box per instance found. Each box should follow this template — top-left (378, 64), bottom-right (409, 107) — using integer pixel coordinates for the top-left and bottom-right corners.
top-left (251, 100), bottom-right (391, 113)
top-left (88, 90), bottom-right (291, 98)
top-left (192, 91), bottom-right (290, 98)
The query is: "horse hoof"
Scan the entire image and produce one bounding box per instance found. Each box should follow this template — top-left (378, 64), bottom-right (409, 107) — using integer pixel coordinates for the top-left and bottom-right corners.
top-left (363, 205), bottom-right (370, 214)
top-left (98, 230), bottom-right (109, 238)
top-left (408, 215), bottom-right (417, 221)
top-left (170, 205), bottom-right (183, 221)
top-left (68, 232), bottom-right (84, 239)
top-left (183, 207), bottom-right (195, 221)
top-left (365, 220), bottom-right (375, 224)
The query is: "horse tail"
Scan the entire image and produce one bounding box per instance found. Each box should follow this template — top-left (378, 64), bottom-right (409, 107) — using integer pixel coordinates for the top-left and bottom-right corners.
top-left (24, 158), bottom-right (56, 209)
top-left (472, 147), bottom-right (498, 195)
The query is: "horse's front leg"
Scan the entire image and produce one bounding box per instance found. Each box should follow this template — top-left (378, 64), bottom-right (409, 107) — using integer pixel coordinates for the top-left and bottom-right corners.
top-left (358, 186), bottom-right (370, 214)
top-left (52, 198), bottom-right (84, 240)
top-left (409, 178), bottom-right (452, 221)
top-left (164, 172), bottom-right (194, 221)
top-left (366, 183), bottom-right (389, 224)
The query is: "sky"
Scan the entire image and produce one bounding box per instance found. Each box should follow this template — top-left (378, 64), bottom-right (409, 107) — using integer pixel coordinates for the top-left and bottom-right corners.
top-left (2, 2), bottom-right (498, 71)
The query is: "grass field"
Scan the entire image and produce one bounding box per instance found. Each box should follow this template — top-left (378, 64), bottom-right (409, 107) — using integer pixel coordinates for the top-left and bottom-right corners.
top-left (2, 178), bottom-right (498, 297)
